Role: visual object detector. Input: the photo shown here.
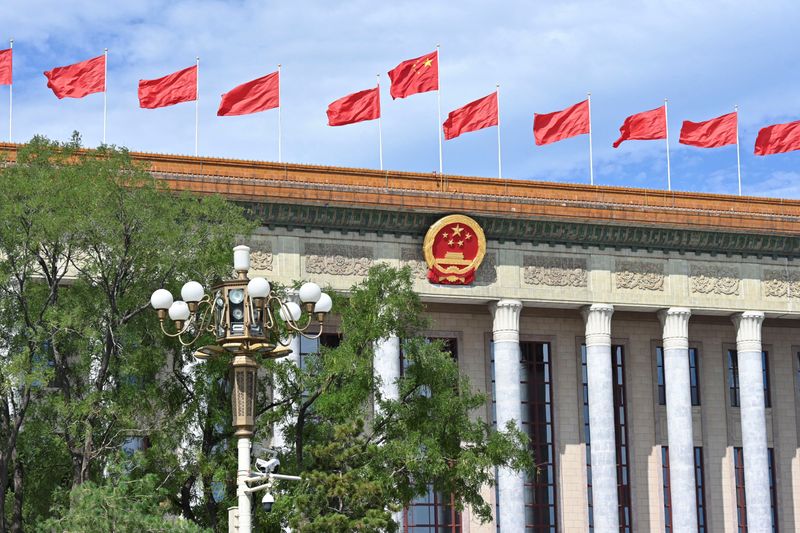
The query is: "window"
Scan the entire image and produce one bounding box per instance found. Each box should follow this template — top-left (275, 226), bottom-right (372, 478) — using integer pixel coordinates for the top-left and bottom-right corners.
top-left (661, 446), bottom-right (707, 532)
top-left (655, 347), bottom-right (701, 406)
top-left (733, 447), bottom-right (778, 533)
top-left (582, 344), bottom-right (632, 533)
top-left (299, 333), bottom-right (341, 370)
top-left (403, 337), bottom-right (460, 532)
top-left (727, 351), bottom-right (771, 408)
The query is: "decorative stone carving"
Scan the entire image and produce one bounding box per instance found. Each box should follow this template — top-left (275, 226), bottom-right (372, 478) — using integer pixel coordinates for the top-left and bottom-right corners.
top-left (400, 247), bottom-right (427, 280)
top-left (689, 265), bottom-right (740, 295)
top-left (474, 252), bottom-right (497, 284)
top-left (523, 256), bottom-right (588, 287)
top-left (249, 248), bottom-right (273, 271)
top-left (762, 269), bottom-right (800, 298)
top-left (614, 260), bottom-right (665, 291)
top-left (304, 243), bottom-right (373, 276)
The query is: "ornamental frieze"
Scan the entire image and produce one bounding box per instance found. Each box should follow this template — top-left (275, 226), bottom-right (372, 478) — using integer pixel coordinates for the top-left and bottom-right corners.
top-left (523, 256), bottom-right (588, 287)
top-left (249, 248), bottom-right (273, 272)
top-left (689, 265), bottom-right (740, 295)
top-left (614, 260), bottom-right (665, 291)
top-left (762, 269), bottom-right (800, 298)
top-left (304, 243), bottom-right (373, 276)
top-left (474, 252), bottom-right (497, 284)
top-left (400, 247), bottom-right (428, 280)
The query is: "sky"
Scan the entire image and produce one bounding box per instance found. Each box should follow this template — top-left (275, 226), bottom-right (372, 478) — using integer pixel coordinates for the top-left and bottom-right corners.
top-left (2, 0), bottom-right (800, 197)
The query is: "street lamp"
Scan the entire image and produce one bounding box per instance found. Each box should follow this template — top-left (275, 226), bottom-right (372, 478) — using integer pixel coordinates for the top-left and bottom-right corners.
top-left (150, 245), bottom-right (332, 533)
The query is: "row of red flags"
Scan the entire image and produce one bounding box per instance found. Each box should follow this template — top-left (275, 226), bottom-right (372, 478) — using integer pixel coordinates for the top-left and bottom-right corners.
top-left (1, 47), bottom-right (799, 156)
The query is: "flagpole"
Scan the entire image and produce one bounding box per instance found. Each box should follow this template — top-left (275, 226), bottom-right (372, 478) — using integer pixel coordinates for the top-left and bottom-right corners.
top-left (103, 48), bottom-right (108, 144)
top-left (277, 64), bottom-right (282, 163)
top-left (195, 56), bottom-right (199, 156)
top-left (377, 74), bottom-right (383, 171)
top-left (496, 84), bottom-right (502, 179)
top-left (735, 104), bottom-right (742, 196)
top-left (587, 92), bottom-right (594, 185)
top-left (436, 44), bottom-right (443, 175)
top-left (8, 38), bottom-right (12, 143)
top-left (664, 98), bottom-right (671, 191)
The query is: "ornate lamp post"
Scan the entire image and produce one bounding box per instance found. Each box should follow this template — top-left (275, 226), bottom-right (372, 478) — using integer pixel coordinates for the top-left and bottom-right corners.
top-left (150, 245), bottom-right (332, 532)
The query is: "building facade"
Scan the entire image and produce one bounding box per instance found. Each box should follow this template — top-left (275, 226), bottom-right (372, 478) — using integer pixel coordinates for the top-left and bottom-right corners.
top-left (16, 143), bottom-right (797, 532)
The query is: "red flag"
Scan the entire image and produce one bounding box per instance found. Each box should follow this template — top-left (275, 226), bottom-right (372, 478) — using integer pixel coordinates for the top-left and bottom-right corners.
top-left (613, 105), bottom-right (666, 148)
top-left (138, 65), bottom-right (197, 109)
top-left (327, 87), bottom-right (380, 126)
top-left (754, 120), bottom-right (800, 156)
top-left (679, 112), bottom-right (737, 148)
top-left (217, 71), bottom-right (279, 116)
top-left (533, 100), bottom-right (590, 145)
top-left (443, 92), bottom-right (498, 140)
top-left (388, 51), bottom-right (438, 100)
top-left (43, 55), bottom-right (105, 99)
top-left (0, 48), bottom-right (11, 85)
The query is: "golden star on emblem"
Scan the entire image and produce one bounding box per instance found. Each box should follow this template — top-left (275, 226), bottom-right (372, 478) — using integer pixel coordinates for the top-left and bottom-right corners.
top-left (451, 224), bottom-right (464, 236)
top-left (457, 240), bottom-right (464, 247)
top-left (448, 239), bottom-right (455, 246)
top-left (465, 233), bottom-right (472, 240)
top-left (442, 232), bottom-right (448, 238)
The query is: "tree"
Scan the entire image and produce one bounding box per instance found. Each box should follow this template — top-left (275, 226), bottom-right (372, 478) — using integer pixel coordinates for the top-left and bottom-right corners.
top-left (0, 136), bottom-right (249, 532)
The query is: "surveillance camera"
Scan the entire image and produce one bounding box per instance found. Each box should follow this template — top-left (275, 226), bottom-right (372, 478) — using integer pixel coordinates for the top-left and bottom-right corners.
top-left (261, 492), bottom-right (275, 513)
top-left (255, 457), bottom-right (280, 474)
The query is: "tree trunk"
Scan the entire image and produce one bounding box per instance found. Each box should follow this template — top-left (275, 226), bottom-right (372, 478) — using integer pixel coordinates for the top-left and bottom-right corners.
top-left (0, 454), bottom-right (9, 533)
top-left (10, 448), bottom-right (23, 533)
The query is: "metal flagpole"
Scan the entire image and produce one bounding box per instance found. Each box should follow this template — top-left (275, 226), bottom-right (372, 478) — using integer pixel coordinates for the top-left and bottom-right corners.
top-left (436, 44), bottom-right (443, 175)
top-left (8, 38), bottom-right (12, 143)
top-left (103, 48), bottom-right (108, 144)
top-left (735, 104), bottom-right (742, 196)
top-left (496, 84), bottom-right (502, 179)
top-left (195, 56), bottom-right (199, 156)
top-left (587, 92), bottom-right (594, 185)
top-left (664, 98), bottom-right (671, 191)
top-left (377, 74), bottom-right (383, 171)
top-left (277, 64), bottom-right (282, 163)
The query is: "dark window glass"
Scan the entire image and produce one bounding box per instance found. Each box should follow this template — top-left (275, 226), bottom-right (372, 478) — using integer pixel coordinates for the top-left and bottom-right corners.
top-left (727, 351), bottom-right (770, 408)
top-left (656, 347), bottom-right (701, 407)
top-left (582, 344), bottom-right (632, 533)
top-left (733, 447), bottom-right (778, 533)
top-left (661, 446), bottom-right (707, 532)
top-left (656, 347), bottom-right (666, 406)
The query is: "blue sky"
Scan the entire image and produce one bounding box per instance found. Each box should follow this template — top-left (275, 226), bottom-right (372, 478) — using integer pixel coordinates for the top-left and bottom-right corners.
top-left (2, 0), bottom-right (800, 197)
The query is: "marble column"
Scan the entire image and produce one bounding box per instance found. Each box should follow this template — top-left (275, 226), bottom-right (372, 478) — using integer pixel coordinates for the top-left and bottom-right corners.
top-left (581, 303), bottom-right (619, 533)
top-left (731, 311), bottom-right (771, 533)
top-left (658, 307), bottom-right (697, 533)
top-left (490, 299), bottom-right (525, 531)
top-left (271, 335), bottom-right (300, 450)
top-left (374, 335), bottom-right (401, 409)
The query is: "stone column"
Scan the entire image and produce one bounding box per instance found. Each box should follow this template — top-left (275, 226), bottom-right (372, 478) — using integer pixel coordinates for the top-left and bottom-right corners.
top-left (581, 303), bottom-right (619, 533)
top-left (490, 299), bottom-right (525, 531)
top-left (271, 335), bottom-right (300, 450)
top-left (374, 335), bottom-right (401, 408)
top-left (731, 311), bottom-right (770, 533)
top-left (658, 307), bottom-right (697, 533)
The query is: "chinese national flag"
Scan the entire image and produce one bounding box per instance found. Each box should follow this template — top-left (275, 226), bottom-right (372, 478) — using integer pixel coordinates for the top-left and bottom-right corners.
top-left (218, 71), bottom-right (279, 116)
top-left (613, 106), bottom-right (666, 148)
top-left (679, 112), bottom-right (737, 148)
top-left (388, 51), bottom-right (438, 100)
top-left (533, 100), bottom-right (590, 145)
top-left (0, 48), bottom-right (11, 85)
top-left (443, 92), bottom-right (498, 140)
top-left (327, 87), bottom-right (380, 126)
top-left (138, 65), bottom-right (197, 109)
top-left (754, 120), bottom-right (800, 156)
top-left (44, 55), bottom-right (105, 99)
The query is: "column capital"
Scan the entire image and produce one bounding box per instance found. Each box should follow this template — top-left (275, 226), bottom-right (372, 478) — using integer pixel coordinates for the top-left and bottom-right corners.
top-left (658, 307), bottom-right (692, 351)
top-left (582, 303), bottom-right (614, 347)
top-left (731, 311), bottom-right (765, 352)
top-left (490, 299), bottom-right (522, 343)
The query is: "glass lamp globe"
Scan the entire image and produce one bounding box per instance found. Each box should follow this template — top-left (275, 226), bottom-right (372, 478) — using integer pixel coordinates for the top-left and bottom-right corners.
top-left (298, 282), bottom-right (322, 303)
top-left (314, 293), bottom-right (333, 313)
top-left (168, 300), bottom-right (191, 321)
top-left (279, 301), bottom-right (302, 322)
top-left (150, 289), bottom-right (174, 310)
top-left (181, 281), bottom-right (205, 303)
top-left (247, 277), bottom-right (271, 298)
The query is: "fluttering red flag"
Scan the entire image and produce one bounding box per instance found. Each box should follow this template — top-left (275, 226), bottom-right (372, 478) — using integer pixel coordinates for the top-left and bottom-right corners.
top-left (679, 112), bottom-right (737, 148)
top-left (326, 87), bottom-right (380, 126)
top-left (443, 92), bottom-right (498, 140)
top-left (43, 55), bottom-right (105, 99)
top-left (387, 51), bottom-right (438, 100)
top-left (217, 71), bottom-right (279, 116)
top-left (613, 105), bottom-right (666, 148)
top-left (754, 120), bottom-right (800, 156)
top-left (138, 65), bottom-right (197, 109)
top-left (533, 100), bottom-right (590, 145)
top-left (0, 48), bottom-right (11, 85)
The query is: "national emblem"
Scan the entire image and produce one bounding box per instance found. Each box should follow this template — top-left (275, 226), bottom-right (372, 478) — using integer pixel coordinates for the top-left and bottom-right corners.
top-left (423, 214), bottom-right (487, 285)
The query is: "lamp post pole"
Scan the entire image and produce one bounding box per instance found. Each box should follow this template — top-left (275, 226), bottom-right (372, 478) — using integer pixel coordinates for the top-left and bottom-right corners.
top-left (150, 245), bottom-right (332, 533)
